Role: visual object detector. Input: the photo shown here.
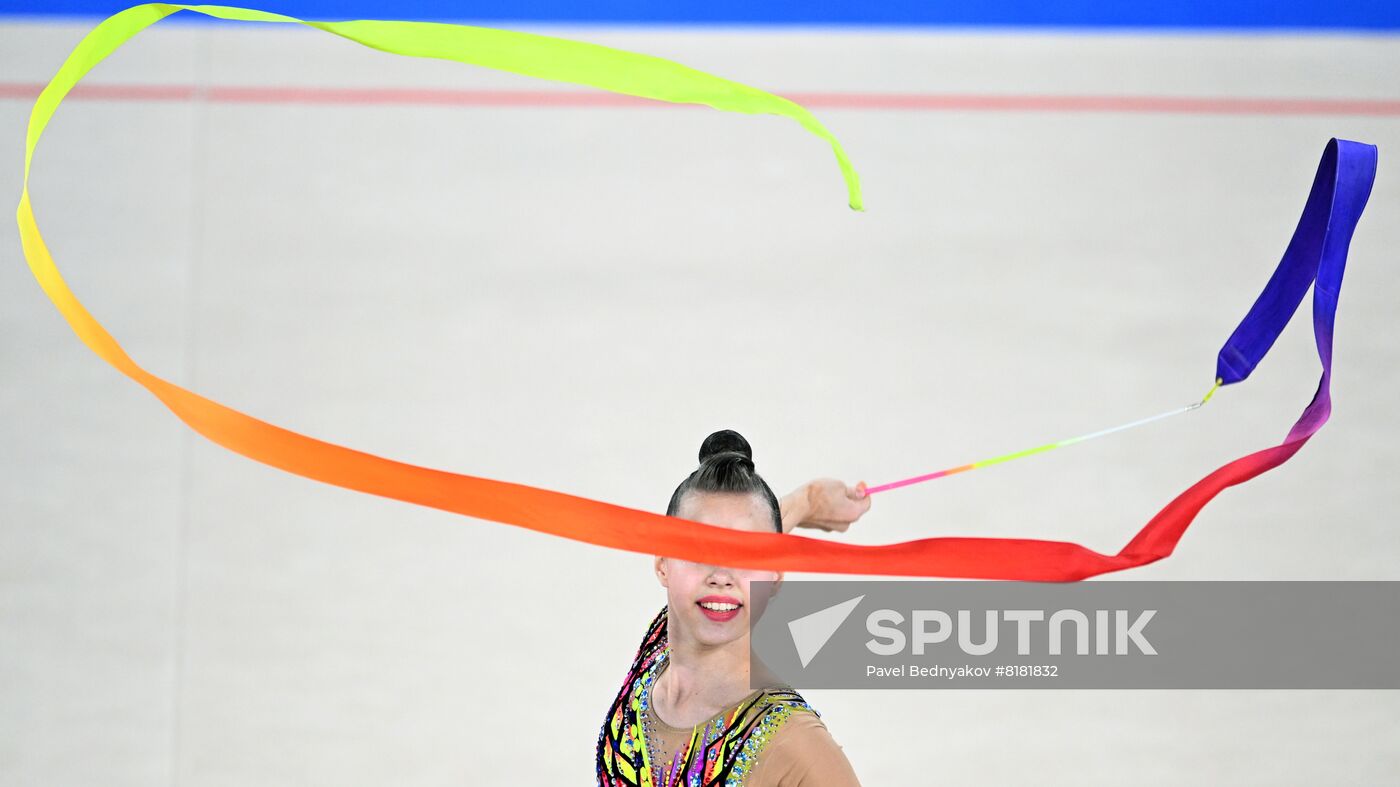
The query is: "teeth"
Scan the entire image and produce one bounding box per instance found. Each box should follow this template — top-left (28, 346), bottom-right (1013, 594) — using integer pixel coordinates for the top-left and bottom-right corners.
top-left (699, 602), bottom-right (740, 611)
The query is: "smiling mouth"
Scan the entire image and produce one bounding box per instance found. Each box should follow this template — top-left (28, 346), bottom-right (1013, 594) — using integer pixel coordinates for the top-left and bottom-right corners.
top-left (696, 600), bottom-right (743, 620)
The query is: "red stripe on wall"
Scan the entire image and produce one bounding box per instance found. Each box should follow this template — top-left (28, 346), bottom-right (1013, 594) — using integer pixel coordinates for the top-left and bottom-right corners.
top-left (2, 82), bottom-right (1399, 116)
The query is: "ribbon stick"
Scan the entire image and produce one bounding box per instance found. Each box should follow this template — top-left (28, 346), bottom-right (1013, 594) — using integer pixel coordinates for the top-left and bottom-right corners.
top-left (864, 380), bottom-right (1223, 495)
top-left (17, 4), bottom-right (1377, 579)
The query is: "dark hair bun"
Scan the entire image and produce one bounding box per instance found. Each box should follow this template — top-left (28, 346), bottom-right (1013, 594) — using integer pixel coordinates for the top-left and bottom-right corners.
top-left (667, 428), bottom-right (779, 531)
top-left (698, 429), bottom-right (753, 466)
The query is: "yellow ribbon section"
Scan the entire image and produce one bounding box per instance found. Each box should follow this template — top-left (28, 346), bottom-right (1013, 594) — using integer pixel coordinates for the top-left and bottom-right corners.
top-left (21, 3), bottom-right (861, 204)
top-left (18, 3), bottom-right (880, 576)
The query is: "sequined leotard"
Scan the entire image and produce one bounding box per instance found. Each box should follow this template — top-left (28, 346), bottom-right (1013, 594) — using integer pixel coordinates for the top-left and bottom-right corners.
top-left (596, 605), bottom-right (821, 786)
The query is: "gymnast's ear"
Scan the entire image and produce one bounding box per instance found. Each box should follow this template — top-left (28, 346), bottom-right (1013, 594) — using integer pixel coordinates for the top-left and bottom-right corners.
top-left (654, 555), bottom-right (669, 587)
top-left (756, 571), bottom-right (782, 601)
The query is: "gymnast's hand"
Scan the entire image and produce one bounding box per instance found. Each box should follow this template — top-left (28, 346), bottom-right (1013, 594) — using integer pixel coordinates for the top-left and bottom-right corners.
top-left (779, 478), bottom-right (871, 534)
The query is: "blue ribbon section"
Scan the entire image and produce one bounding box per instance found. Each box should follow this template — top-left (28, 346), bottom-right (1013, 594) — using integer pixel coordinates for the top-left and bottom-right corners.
top-left (1215, 139), bottom-right (1376, 389)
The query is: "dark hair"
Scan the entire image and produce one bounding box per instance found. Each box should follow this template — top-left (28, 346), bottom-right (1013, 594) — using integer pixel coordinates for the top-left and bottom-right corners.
top-left (666, 429), bottom-right (783, 533)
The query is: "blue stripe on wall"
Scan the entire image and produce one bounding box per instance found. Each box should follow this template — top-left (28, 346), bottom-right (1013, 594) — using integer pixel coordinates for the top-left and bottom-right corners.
top-left (1, 1), bottom-right (1397, 30)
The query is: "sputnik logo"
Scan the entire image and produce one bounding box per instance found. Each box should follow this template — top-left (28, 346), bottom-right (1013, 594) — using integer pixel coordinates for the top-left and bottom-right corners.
top-left (787, 595), bottom-right (865, 668)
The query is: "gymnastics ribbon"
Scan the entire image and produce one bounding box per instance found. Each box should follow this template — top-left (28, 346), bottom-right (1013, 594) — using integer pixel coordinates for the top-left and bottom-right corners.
top-left (18, 5), bottom-right (1377, 580)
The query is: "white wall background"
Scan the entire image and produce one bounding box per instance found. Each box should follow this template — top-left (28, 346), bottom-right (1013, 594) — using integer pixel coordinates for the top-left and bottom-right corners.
top-left (2, 18), bottom-right (1398, 785)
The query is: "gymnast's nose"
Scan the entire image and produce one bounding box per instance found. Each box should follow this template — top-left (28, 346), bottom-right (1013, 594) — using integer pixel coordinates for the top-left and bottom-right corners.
top-left (706, 566), bottom-right (737, 586)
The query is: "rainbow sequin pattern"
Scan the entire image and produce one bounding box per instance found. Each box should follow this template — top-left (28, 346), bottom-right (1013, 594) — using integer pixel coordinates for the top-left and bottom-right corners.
top-left (597, 605), bottom-right (818, 786)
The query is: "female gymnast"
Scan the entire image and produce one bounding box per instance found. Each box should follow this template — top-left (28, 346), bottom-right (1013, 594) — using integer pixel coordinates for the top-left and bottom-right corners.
top-left (597, 429), bottom-right (869, 785)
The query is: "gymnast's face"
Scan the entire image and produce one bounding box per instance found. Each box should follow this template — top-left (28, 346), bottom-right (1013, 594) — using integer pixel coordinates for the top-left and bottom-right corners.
top-left (655, 491), bottom-right (783, 649)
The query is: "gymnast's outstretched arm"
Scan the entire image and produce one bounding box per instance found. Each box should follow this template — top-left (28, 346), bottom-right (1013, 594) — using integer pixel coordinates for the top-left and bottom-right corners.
top-left (778, 479), bottom-right (871, 534)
